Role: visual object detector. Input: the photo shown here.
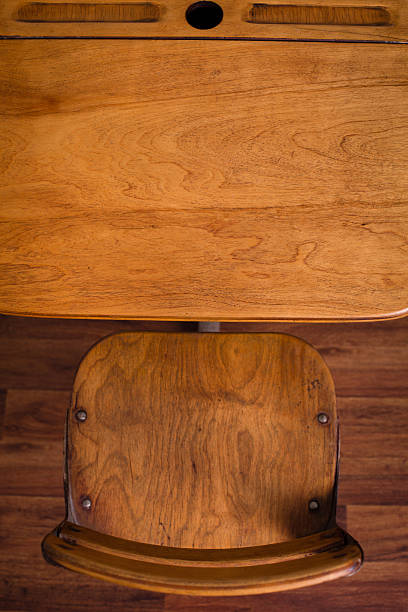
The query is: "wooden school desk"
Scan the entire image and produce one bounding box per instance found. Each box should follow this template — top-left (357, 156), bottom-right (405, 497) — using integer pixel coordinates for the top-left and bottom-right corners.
top-left (1, 0), bottom-right (407, 321)
top-left (0, 0), bottom-right (407, 597)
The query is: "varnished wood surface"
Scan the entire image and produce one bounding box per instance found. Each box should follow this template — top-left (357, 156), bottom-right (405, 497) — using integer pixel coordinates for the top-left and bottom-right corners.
top-left (1, 41), bottom-right (407, 321)
top-left (1, 0), bottom-right (408, 40)
top-left (0, 315), bottom-right (407, 608)
top-left (246, 4), bottom-right (391, 25)
top-left (42, 523), bottom-right (361, 595)
top-left (67, 332), bottom-right (337, 548)
top-left (43, 331), bottom-right (361, 594)
top-left (16, 2), bottom-right (162, 22)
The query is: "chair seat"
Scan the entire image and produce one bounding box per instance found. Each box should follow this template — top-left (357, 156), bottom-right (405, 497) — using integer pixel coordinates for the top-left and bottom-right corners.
top-left (42, 332), bottom-right (363, 594)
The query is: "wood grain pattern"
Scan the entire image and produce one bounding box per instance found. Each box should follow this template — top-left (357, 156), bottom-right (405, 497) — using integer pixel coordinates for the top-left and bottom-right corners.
top-left (0, 496), bottom-right (165, 611)
top-left (42, 523), bottom-right (362, 595)
top-left (16, 2), bottom-right (161, 22)
top-left (2, 316), bottom-right (407, 397)
top-left (163, 560), bottom-right (408, 611)
top-left (0, 315), bottom-right (407, 608)
top-left (66, 332), bottom-right (338, 548)
top-left (1, 41), bottom-right (407, 322)
top-left (2, 389), bottom-right (407, 505)
top-left (223, 319), bottom-right (408, 397)
top-left (0, 389), bottom-right (6, 440)
top-left (42, 331), bottom-right (363, 594)
top-left (0, 389), bottom-right (69, 495)
top-left (246, 4), bottom-right (391, 25)
top-left (347, 505), bottom-right (408, 561)
top-left (1, 0), bottom-right (407, 40)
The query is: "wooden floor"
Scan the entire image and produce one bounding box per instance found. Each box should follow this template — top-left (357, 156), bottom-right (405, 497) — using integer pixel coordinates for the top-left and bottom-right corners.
top-left (0, 315), bottom-right (407, 611)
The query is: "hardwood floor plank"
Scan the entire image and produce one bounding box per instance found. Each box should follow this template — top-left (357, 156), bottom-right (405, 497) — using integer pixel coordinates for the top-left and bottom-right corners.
top-left (336, 396), bottom-right (408, 504)
top-left (338, 397), bottom-right (408, 478)
top-left (3, 390), bottom-right (407, 504)
top-left (2, 505), bottom-right (402, 612)
top-left (0, 389), bottom-right (67, 495)
top-left (338, 478), bottom-right (408, 507)
top-left (0, 315), bottom-right (407, 609)
top-left (3, 316), bottom-right (406, 394)
top-left (3, 389), bottom-right (69, 439)
top-left (0, 317), bottom-right (196, 390)
top-left (0, 562), bottom-right (165, 612)
top-left (338, 397), bottom-right (408, 435)
top-left (0, 316), bottom-right (196, 341)
top-left (224, 319), bottom-right (408, 397)
top-left (347, 505), bottom-right (408, 562)
top-left (0, 389), bottom-right (6, 440)
top-left (0, 498), bottom-right (164, 611)
top-left (163, 562), bottom-right (407, 611)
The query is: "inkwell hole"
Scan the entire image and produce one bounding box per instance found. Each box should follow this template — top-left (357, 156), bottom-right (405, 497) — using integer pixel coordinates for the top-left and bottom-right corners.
top-left (185, 1), bottom-right (224, 30)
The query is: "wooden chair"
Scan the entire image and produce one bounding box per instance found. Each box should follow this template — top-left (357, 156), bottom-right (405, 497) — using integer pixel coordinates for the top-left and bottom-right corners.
top-left (42, 331), bottom-right (363, 595)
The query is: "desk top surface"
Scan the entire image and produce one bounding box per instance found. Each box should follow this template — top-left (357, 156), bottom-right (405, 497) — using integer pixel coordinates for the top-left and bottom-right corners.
top-left (0, 38), bottom-right (407, 321)
top-left (1, 0), bottom-right (408, 42)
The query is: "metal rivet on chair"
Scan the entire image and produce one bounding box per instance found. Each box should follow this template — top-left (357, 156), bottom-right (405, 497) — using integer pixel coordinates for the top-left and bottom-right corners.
top-left (308, 499), bottom-right (320, 512)
top-left (75, 409), bottom-right (87, 422)
top-left (317, 412), bottom-right (329, 425)
top-left (81, 497), bottom-right (92, 510)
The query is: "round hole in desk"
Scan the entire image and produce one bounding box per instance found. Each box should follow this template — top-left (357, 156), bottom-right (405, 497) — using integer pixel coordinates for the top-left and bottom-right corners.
top-left (186, 1), bottom-right (224, 30)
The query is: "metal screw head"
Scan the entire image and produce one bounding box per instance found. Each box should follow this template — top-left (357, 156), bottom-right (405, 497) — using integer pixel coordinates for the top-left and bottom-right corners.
top-left (75, 409), bottom-right (87, 423)
top-left (309, 499), bottom-right (320, 512)
top-left (317, 412), bottom-right (329, 425)
top-left (81, 497), bottom-right (92, 510)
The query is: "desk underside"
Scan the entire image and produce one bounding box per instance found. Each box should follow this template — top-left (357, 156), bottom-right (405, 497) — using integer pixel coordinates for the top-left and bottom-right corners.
top-left (0, 40), bottom-right (407, 321)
